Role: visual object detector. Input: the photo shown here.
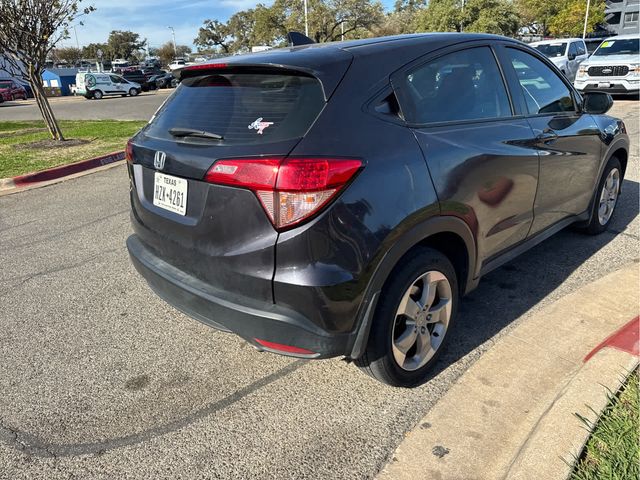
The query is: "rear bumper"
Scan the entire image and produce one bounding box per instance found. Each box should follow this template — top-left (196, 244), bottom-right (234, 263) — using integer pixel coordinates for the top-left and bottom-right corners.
top-left (127, 234), bottom-right (353, 359)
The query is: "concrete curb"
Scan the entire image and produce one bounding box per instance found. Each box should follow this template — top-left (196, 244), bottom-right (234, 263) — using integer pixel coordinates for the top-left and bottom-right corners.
top-left (0, 151), bottom-right (125, 195)
top-left (378, 263), bottom-right (640, 480)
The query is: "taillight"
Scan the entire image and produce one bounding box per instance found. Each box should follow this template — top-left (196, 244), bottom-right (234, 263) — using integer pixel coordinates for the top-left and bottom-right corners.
top-left (126, 139), bottom-right (134, 164)
top-left (205, 157), bottom-right (362, 230)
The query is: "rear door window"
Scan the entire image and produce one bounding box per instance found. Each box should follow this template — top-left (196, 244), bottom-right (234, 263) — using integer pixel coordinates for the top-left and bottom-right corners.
top-left (399, 47), bottom-right (512, 124)
top-left (506, 48), bottom-right (575, 115)
top-left (145, 72), bottom-right (325, 145)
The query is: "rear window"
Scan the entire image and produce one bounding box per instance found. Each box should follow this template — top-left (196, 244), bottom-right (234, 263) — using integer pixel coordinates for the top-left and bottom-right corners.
top-left (145, 72), bottom-right (325, 145)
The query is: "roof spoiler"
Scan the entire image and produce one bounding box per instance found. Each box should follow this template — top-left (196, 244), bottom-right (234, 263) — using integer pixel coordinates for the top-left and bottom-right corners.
top-left (287, 31), bottom-right (315, 46)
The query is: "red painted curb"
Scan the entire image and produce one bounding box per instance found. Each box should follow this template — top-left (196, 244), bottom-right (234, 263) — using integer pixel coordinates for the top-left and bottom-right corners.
top-left (584, 316), bottom-right (640, 362)
top-left (11, 151), bottom-right (125, 187)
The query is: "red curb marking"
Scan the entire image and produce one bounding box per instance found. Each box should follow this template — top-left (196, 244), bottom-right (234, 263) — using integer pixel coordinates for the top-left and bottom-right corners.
top-left (584, 316), bottom-right (640, 363)
top-left (12, 151), bottom-right (125, 187)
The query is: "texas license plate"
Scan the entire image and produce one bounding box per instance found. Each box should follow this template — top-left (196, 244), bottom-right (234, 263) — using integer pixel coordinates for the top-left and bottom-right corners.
top-left (597, 82), bottom-right (611, 89)
top-left (153, 172), bottom-right (187, 215)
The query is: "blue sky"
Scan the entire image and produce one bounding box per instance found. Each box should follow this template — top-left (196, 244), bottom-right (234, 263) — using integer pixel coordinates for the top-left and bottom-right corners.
top-left (66, 0), bottom-right (396, 51)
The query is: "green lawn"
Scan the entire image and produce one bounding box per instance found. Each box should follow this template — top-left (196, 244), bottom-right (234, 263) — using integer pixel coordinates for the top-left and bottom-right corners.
top-left (0, 120), bottom-right (145, 178)
top-left (571, 369), bottom-right (640, 480)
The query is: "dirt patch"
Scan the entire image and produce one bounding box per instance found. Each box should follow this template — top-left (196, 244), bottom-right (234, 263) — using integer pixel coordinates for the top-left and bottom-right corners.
top-left (16, 138), bottom-right (92, 150)
top-left (0, 128), bottom-right (48, 138)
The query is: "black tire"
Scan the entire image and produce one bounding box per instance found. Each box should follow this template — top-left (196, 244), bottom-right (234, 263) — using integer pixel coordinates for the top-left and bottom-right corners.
top-left (581, 156), bottom-right (622, 235)
top-left (129, 88), bottom-right (138, 97)
top-left (355, 247), bottom-right (458, 387)
top-left (92, 90), bottom-right (103, 100)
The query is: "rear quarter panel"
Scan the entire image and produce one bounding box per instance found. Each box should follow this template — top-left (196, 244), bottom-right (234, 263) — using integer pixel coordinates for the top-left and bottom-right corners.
top-left (272, 53), bottom-right (440, 334)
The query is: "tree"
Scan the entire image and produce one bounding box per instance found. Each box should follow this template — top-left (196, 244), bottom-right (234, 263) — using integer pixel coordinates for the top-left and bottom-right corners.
top-left (272, 0), bottom-right (385, 43)
top-left (194, 0), bottom-right (386, 54)
top-left (195, 19), bottom-right (231, 53)
top-left (51, 46), bottom-right (83, 66)
top-left (106, 30), bottom-right (146, 61)
top-left (82, 42), bottom-right (108, 60)
top-left (515, 0), bottom-right (563, 36)
top-left (549, 0), bottom-right (605, 37)
top-left (462, 0), bottom-right (521, 36)
top-left (157, 42), bottom-right (191, 66)
top-left (0, 0), bottom-right (95, 141)
top-left (414, 0), bottom-right (519, 35)
top-left (413, 0), bottom-right (463, 32)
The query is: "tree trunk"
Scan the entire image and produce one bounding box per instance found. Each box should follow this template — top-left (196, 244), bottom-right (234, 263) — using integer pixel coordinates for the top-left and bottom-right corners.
top-left (28, 66), bottom-right (65, 141)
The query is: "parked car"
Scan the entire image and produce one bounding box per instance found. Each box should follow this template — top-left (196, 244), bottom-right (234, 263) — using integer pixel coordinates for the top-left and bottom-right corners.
top-left (120, 69), bottom-right (153, 91)
top-left (168, 58), bottom-right (188, 71)
top-left (75, 72), bottom-right (141, 99)
top-left (0, 80), bottom-right (28, 101)
top-left (530, 38), bottom-right (589, 81)
top-left (126, 33), bottom-right (629, 387)
top-left (574, 34), bottom-right (640, 96)
top-left (149, 72), bottom-right (177, 88)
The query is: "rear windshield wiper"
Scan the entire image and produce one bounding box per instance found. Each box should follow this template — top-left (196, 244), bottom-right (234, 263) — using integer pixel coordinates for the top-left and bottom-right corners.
top-left (168, 127), bottom-right (223, 140)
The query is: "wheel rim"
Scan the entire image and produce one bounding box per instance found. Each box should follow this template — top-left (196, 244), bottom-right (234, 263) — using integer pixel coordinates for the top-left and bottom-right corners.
top-left (392, 271), bottom-right (452, 372)
top-left (94, 91), bottom-right (102, 99)
top-left (597, 168), bottom-right (620, 226)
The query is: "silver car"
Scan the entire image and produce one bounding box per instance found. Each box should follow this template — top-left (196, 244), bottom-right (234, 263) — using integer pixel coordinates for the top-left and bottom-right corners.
top-left (530, 38), bottom-right (589, 81)
top-left (574, 34), bottom-right (640, 97)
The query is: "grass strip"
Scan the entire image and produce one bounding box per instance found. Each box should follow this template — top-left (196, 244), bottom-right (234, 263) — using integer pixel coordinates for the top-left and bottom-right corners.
top-left (0, 120), bottom-right (145, 178)
top-left (571, 368), bottom-right (640, 480)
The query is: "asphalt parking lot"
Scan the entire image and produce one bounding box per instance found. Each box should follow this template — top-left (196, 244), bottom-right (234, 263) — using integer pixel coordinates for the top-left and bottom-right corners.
top-left (0, 90), bottom-right (171, 122)
top-left (0, 100), bottom-right (637, 479)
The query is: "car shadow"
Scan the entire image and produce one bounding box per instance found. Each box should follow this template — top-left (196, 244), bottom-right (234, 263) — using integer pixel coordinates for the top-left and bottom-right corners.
top-left (424, 178), bottom-right (639, 383)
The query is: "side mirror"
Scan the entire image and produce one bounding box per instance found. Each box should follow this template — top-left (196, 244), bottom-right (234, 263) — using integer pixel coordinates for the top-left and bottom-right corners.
top-left (582, 91), bottom-right (614, 114)
top-left (568, 52), bottom-right (576, 61)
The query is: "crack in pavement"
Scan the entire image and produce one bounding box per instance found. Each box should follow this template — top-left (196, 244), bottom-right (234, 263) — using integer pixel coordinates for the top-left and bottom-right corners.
top-left (0, 360), bottom-right (305, 458)
top-left (5, 209), bottom-right (129, 249)
top-left (0, 247), bottom-right (122, 296)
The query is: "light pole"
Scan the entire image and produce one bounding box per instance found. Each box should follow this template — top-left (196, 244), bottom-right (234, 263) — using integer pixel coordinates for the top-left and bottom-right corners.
top-left (304, 0), bottom-right (309, 37)
top-left (167, 26), bottom-right (177, 57)
top-left (73, 25), bottom-right (80, 49)
top-left (582, 0), bottom-right (591, 39)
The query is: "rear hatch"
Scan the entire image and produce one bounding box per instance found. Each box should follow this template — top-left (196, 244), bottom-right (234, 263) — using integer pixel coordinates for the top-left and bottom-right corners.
top-left (128, 57), bottom-right (351, 302)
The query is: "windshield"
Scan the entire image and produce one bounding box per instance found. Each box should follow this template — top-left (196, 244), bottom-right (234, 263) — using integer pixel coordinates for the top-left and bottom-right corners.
top-left (145, 72), bottom-right (325, 146)
top-left (534, 43), bottom-right (567, 58)
top-left (593, 38), bottom-right (640, 56)
top-left (0, 82), bottom-right (12, 89)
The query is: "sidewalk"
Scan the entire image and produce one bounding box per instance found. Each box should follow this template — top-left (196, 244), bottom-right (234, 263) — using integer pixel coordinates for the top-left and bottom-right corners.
top-left (378, 262), bottom-right (639, 480)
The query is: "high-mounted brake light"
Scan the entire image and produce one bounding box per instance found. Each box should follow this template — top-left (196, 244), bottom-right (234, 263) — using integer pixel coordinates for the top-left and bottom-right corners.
top-left (184, 63), bottom-right (229, 71)
top-left (205, 157), bottom-right (363, 230)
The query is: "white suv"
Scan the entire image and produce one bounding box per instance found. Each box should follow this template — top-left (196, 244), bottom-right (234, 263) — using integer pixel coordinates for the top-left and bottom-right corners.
top-left (530, 38), bottom-right (589, 81)
top-left (574, 34), bottom-right (640, 96)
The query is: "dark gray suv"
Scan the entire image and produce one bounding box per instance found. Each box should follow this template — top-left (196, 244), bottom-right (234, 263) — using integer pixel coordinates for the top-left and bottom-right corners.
top-left (126, 33), bottom-right (629, 387)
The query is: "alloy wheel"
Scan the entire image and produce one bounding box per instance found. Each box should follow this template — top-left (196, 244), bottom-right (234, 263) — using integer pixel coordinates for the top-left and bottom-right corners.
top-left (392, 271), bottom-right (452, 371)
top-left (597, 167), bottom-right (620, 226)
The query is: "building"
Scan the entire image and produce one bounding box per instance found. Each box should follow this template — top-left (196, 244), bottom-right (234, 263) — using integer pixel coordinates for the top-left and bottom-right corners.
top-left (42, 68), bottom-right (79, 96)
top-left (604, 0), bottom-right (640, 35)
